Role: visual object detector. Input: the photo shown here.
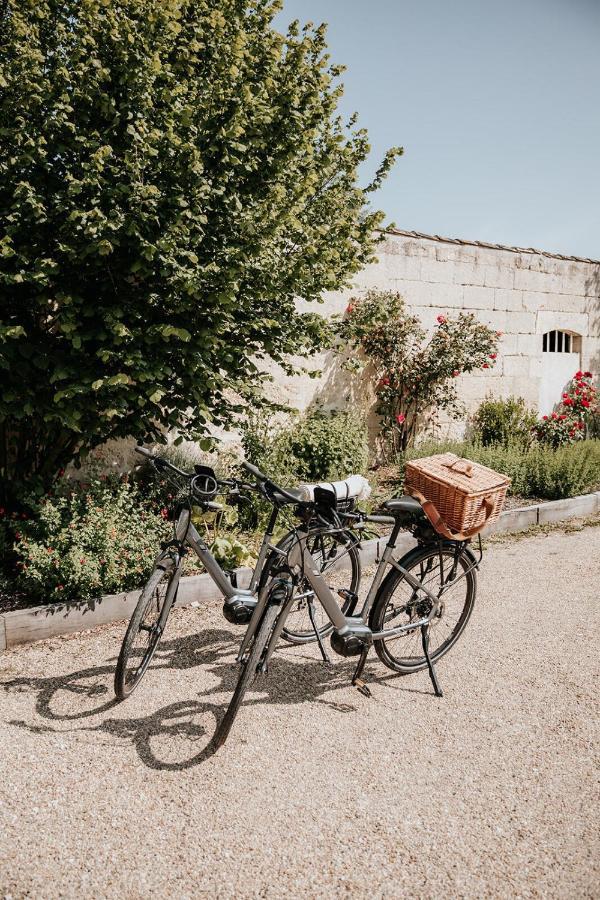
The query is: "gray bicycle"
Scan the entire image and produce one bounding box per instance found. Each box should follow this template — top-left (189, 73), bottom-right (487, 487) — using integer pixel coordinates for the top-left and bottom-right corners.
top-left (213, 462), bottom-right (480, 748)
top-left (114, 449), bottom-right (361, 699)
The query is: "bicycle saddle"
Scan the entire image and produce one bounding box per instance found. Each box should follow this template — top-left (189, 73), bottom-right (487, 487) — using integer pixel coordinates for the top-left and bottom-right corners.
top-left (382, 495), bottom-right (423, 515)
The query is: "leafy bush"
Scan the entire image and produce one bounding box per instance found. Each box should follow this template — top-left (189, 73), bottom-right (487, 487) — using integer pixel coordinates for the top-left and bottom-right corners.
top-left (289, 410), bottom-right (369, 482)
top-left (400, 439), bottom-right (600, 501)
top-left (239, 408), bottom-right (370, 529)
top-left (12, 478), bottom-right (170, 603)
top-left (471, 396), bottom-right (537, 447)
top-left (335, 290), bottom-right (500, 455)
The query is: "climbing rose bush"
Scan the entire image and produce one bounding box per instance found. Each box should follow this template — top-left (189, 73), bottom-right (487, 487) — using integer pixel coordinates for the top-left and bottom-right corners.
top-left (336, 290), bottom-right (499, 455)
top-left (534, 371), bottom-right (596, 447)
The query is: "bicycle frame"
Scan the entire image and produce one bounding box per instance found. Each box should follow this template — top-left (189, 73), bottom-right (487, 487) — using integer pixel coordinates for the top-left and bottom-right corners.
top-left (237, 517), bottom-right (447, 668)
top-left (170, 504), bottom-right (282, 604)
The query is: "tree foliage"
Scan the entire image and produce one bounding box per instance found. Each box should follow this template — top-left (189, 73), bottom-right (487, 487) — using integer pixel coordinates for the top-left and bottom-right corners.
top-left (0, 0), bottom-right (400, 505)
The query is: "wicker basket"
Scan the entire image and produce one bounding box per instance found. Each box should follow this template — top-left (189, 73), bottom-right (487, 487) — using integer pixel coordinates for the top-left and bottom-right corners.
top-left (404, 453), bottom-right (511, 539)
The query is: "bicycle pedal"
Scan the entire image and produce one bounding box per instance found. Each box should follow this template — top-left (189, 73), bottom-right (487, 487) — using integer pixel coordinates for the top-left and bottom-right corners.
top-left (353, 678), bottom-right (372, 698)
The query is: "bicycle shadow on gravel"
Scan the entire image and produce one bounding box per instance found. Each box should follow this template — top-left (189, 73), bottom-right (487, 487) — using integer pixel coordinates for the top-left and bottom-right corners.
top-left (3, 629), bottom-right (431, 770)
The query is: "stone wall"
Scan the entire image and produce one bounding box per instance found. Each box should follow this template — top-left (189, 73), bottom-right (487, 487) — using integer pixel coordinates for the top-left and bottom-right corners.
top-left (269, 230), bottom-right (600, 438)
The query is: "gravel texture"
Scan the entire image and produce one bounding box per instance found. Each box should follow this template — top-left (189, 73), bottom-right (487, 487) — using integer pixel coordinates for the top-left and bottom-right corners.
top-left (1, 525), bottom-right (599, 899)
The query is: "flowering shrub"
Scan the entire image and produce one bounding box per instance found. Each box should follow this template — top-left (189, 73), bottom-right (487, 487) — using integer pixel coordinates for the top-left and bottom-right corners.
top-left (336, 290), bottom-right (499, 455)
top-left (534, 371), bottom-right (597, 447)
top-left (12, 478), bottom-right (170, 602)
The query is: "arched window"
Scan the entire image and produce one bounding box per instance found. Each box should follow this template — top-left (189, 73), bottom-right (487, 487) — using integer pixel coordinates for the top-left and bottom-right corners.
top-left (542, 329), bottom-right (581, 354)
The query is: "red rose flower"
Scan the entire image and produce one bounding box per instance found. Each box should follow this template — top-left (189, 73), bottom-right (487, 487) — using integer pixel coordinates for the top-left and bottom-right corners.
top-left (575, 371), bottom-right (583, 379)
top-left (577, 421), bottom-right (585, 429)
top-left (452, 370), bottom-right (460, 377)
top-left (482, 363), bottom-right (490, 369)
top-left (160, 508), bottom-right (169, 519)
top-left (379, 376), bottom-right (390, 387)
top-left (396, 413), bottom-right (406, 424)
top-left (542, 415), bottom-right (548, 421)
top-left (559, 414), bottom-right (567, 420)
top-left (489, 353), bottom-right (497, 360)
top-left (584, 371), bottom-right (593, 378)
top-left (436, 315), bottom-right (447, 324)
top-left (346, 303), bottom-right (354, 314)
top-left (563, 398), bottom-right (573, 406)
top-left (581, 399), bottom-right (590, 408)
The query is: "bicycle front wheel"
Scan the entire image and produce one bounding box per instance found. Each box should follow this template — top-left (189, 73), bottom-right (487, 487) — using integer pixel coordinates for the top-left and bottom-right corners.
top-left (114, 555), bottom-right (178, 700)
top-left (213, 594), bottom-right (282, 748)
top-left (369, 543), bottom-right (476, 674)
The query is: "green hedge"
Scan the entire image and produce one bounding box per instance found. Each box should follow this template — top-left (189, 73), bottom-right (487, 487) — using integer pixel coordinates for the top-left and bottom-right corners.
top-left (400, 439), bottom-right (600, 501)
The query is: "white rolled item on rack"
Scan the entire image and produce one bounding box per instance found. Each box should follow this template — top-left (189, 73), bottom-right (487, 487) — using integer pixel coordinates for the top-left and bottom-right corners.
top-left (297, 474), bottom-right (371, 503)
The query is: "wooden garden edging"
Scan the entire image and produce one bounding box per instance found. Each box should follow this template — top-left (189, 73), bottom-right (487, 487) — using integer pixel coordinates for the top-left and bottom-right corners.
top-left (1, 490), bottom-right (599, 651)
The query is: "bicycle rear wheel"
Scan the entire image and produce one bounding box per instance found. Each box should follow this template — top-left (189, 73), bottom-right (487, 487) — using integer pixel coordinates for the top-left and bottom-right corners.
top-left (114, 555), bottom-right (179, 700)
top-left (369, 543), bottom-right (476, 674)
top-left (213, 589), bottom-right (283, 748)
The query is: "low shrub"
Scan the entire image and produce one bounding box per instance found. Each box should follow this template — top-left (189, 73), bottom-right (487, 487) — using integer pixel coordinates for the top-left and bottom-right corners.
top-left (400, 439), bottom-right (600, 501)
top-left (12, 477), bottom-right (170, 603)
top-left (471, 396), bottom-right (537, 447)
top-left (289, 409), bottom-right (369, 482)
top-left (239, 408), bottom-right (370, 529)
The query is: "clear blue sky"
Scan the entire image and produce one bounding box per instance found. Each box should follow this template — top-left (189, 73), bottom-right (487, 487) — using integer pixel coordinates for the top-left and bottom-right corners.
top-left (275, 0), bottom-right (600, 259)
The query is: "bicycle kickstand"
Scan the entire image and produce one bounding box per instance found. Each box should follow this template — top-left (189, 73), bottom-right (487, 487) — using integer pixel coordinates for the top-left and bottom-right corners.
top-left (308, 598), bottom-right (331, 665)
top-left (421, 624), bottom-right (443, 697)
top-left (352, 646), bottom-right (372, 698)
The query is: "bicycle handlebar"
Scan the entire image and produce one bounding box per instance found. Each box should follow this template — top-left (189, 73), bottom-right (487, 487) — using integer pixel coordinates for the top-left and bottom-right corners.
top-left (241, 460), bottom-right (303, 505)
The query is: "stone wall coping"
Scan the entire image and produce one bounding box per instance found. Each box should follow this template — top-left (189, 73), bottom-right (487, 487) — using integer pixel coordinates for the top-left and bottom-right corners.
top-left (381, 228), bottom-right (600, 266)
top-left (1, 491), bottom-right (599, 651)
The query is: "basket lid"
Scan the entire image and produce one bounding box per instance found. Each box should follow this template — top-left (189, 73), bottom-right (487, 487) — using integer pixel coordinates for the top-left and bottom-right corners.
top-left (405, 453), bottom-right (511, 493)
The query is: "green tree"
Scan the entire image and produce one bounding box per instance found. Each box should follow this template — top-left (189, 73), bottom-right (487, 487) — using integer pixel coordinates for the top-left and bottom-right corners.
top-left (0, 0), bottom-right (400, 507)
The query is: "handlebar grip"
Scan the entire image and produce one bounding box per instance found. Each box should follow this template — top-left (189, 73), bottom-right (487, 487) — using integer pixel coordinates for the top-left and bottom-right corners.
top-left (365, 514), bottom-right (396, 525)
top-left (242, 460), bottom-right (266, 481)
top-left (134, 446), bottom-right (155, 459)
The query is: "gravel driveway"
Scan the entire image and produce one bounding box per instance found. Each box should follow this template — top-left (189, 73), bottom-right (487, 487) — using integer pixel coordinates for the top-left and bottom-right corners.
top-left (1, 525), bottom-right (599, 899)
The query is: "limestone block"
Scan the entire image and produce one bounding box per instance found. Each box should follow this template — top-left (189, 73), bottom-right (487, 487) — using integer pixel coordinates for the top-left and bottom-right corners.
top-left (517, 333), bottom-right (539, 355)
top-left (498, 332), bottom-right (518, 354)
top-left (494, 288), bottom-right (523, 311)
top-left (388, 254), bottom-right (422, 281)
top-left (540, 293), bottom-right (588, 314)
top-left (536, 310), bottom-right (589, 337)
top-left (522, 291), bottom-right (550, 312)
top-left (404, 281), bottom-right (464, 308)
top-left (503, 355), bottom-right (530, 377)
top-left (529, 356), bottom-right (543, 378)
top-left (462, 285), bottom-right (496, 309)
top-left (476, 309), bottom-right (508, 331)
top-left (513, 268), bottom-right (558, 292)
top-left (419, 258), bottom-right (456, 284)
top-left (507, 311), bottom-right (536, 333)
top-left (483, 266), bottom-right (515, 290)
top-left (458, 262), bottom-right (486, 287)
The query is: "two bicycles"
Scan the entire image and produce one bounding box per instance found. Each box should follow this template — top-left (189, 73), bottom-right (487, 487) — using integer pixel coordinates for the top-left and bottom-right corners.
top-left (115, 450), bottom-right (481, 752)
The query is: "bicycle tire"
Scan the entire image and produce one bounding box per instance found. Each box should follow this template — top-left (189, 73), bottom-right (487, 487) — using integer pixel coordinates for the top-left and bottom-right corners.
top-left (369, 542), bottom-right (476, 674)
top-left (260, 529), bottom-right (360, 645)
top-left (213, 596), bottom-right (282, 748)
top-left (114, 556), bottom-right (178, 700)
